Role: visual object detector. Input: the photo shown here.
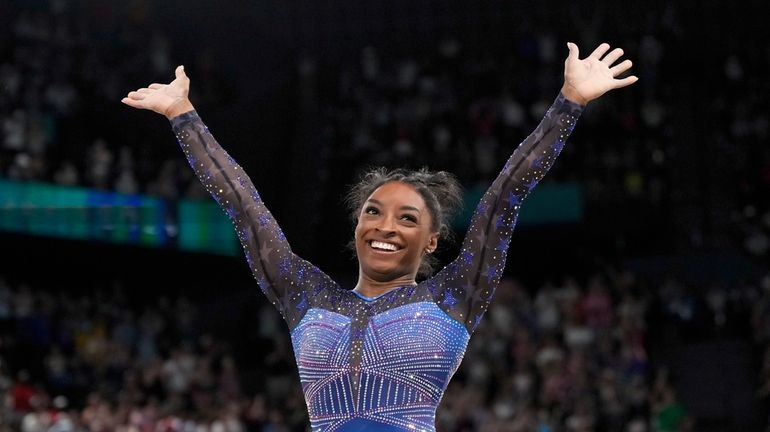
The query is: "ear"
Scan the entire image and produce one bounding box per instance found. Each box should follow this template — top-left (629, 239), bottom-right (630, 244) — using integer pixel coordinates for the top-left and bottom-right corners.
top-left (426, 233), bottom-right (439, 253)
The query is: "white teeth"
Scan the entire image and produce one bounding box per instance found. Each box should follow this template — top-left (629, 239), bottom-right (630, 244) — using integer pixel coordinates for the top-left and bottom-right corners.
top-left (370, 241), bottom-right (399, 251)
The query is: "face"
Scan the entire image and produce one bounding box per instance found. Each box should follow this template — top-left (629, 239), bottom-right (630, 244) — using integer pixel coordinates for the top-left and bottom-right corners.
top-left (355, 182), bottom-right (439, 282)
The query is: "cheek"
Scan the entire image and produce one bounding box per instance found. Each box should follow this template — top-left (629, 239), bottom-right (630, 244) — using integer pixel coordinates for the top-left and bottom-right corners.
top-left (353, 222), bottom-right (367, 249)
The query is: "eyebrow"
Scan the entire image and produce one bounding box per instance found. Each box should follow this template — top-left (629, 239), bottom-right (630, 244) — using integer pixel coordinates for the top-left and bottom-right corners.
top-left (366, 199), bottom-right (422, 213)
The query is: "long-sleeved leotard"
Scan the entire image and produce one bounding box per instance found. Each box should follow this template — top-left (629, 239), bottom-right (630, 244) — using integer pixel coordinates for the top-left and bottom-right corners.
top-left (171, 93), bottom-right (583, 432)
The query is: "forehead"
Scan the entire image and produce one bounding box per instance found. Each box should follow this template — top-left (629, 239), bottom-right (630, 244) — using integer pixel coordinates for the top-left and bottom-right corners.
top-left (366, 181), bottom-right (426, 208)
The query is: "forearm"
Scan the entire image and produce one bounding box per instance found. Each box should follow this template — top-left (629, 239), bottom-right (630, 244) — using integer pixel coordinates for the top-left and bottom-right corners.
top-left (485, 92), bottom-right (583, 207)
top-left (170, 111), bottom-right (260, 216)
top-left (170, 112), bottom-right (294, 290)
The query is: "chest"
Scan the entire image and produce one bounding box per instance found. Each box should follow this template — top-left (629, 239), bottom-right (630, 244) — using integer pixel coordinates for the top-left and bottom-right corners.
top-left (290, 301), bottom-right (470, 405)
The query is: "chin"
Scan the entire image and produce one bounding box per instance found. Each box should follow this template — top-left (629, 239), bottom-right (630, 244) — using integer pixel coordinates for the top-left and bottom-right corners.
top-left (361, 263), bottom-right (409, 282)
top-left (364, 266), bottom-right (398, 280)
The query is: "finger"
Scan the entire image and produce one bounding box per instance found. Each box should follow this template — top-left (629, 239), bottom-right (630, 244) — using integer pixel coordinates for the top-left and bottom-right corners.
top-left (613, 75), bottom-right (639, 89)
top-left (148, 83), bottom-right (166, 90)
top-left (601, 48), bottom-right (624, 66)
top-left (121, 97), bottom-right (144, 109)
top-left (137, 88), bottom-right (152, 94)
top-left (126, 91), bottom-right (146, 100)
top-left (610, 59), bottom-right (633, 76)
top-left (567, 42), bottom-right (580, 60)
top-left (588, 43), bottom-right (611, 60)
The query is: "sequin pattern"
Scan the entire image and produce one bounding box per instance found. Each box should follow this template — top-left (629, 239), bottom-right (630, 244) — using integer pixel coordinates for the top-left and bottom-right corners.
top-left (293, 302), bottom-right (468, 431)
top-left (170, 93), bottom-right (583, 431)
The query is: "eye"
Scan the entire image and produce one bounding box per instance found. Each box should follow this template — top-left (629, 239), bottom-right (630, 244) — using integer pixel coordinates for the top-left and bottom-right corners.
top-left (400, 214), bottom-right (418, 223)
top-left (364, 206), bottom-right (379, 215)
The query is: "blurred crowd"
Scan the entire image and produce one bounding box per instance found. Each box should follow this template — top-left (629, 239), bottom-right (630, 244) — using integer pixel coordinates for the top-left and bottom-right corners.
top-left (0, 1), bottom-right (676, 217)
top-left (3, 1), bottom-right (768, 260)
top-left (722, 53), bottom-right (770, 260)
top-left (318, 33), bottom-right (668, 202)
top-left (0, 0), bottom-right (208, 200)
top-left (0, 275), bottom-right (302, 432)
top-left (2, 267), bottom-right (768, 431)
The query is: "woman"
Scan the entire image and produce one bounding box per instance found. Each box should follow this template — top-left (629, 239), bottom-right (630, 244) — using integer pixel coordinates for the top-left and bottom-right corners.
top-left (123, 42), bottom-right (637, 431)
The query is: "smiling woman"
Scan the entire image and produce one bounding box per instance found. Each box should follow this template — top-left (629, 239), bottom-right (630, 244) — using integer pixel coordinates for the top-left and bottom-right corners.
top-left (121, 42), bottom-right (637, 431)
top-left (353, 181), bottom-right (444, 294)
top-left (345, 167), bottom-right (463, 282)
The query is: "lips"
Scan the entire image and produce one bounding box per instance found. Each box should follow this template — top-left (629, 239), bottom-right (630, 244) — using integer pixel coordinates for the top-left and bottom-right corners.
top-left (368, 240), bottom-right (402, 252)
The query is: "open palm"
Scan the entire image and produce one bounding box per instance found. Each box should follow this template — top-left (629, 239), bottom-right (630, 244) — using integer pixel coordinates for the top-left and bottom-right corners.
top-left (562, 43), bottom-right (638, 105)
top-left (121, 65), bottom-right (191, 118)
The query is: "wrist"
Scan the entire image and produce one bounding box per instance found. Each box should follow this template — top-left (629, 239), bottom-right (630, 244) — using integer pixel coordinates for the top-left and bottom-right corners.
top-left (164, 98), bottom-right (195, 120)
top-left (560, 84), bottom-right (589, 106)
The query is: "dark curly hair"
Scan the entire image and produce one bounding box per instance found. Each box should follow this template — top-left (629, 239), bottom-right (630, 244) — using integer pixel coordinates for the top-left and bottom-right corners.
top-left (345, 167), bottom-right (463, 278)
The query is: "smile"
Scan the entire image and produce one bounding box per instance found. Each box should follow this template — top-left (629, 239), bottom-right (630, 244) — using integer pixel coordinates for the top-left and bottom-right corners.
top-left (369, 240), bottom-right (402, 252)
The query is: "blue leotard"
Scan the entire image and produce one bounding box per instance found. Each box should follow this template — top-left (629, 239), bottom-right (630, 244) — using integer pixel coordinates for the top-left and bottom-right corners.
top-left (171, 94), bottom-right (583, 431)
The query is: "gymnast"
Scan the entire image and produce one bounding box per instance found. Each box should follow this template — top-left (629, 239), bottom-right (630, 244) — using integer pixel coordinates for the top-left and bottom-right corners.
top-left (122, 42), bottom-right (637, 431)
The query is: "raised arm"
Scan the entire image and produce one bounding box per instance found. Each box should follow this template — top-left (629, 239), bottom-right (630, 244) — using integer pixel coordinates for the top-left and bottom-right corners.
top-left (122, 67), bottom-right (335, 328)
top-left (429, 42), bottom-right (638, 333)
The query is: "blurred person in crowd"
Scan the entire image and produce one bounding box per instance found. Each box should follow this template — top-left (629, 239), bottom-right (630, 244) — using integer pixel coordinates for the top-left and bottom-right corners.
top-left (122, 42), bottom-right (636, 431)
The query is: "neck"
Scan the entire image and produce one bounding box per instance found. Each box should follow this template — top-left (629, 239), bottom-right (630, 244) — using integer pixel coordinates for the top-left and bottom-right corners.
top-left (353, 273), bottom-right (417, 298)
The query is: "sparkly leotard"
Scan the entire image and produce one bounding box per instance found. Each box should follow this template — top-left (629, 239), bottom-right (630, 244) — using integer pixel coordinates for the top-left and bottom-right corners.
top-left (171, 94), bottom-right (583, 431)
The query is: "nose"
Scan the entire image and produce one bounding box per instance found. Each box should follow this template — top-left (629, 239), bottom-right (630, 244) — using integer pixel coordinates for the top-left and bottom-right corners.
top-left (375, 215), bottom-right (397, 235)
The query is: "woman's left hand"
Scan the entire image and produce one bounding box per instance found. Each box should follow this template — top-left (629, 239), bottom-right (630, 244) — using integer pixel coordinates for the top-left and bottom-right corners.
top-left (561, 42), bottom-right (638, 105)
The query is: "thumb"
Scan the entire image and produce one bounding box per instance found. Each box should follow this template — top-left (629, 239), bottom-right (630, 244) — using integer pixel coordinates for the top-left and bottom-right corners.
top-left (175, 65), bottom-right (187, 80)
top-left (566, 42), bottom-right (579, 61)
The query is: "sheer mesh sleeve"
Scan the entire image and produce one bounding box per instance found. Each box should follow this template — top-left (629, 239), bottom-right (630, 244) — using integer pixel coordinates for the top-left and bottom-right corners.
top-left (170, 111), bottom-right (336, 329)
top-left (427, 93), bottom-right (584, 333)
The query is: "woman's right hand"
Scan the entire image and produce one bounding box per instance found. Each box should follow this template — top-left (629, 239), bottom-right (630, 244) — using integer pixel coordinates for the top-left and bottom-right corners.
top-left (121, 65), bottom-right (194, 119)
